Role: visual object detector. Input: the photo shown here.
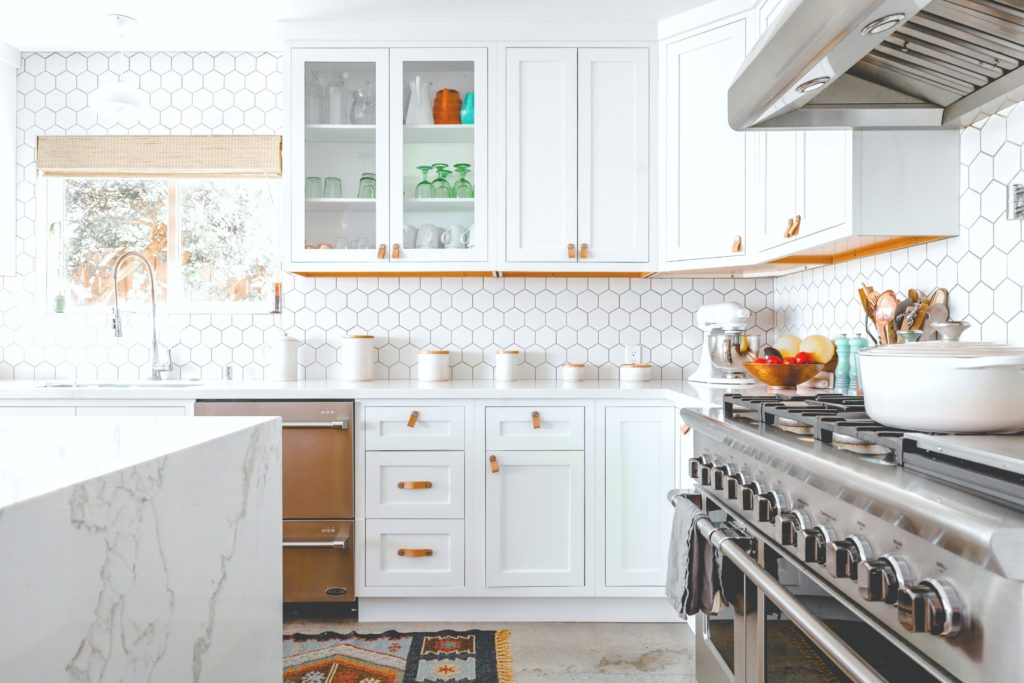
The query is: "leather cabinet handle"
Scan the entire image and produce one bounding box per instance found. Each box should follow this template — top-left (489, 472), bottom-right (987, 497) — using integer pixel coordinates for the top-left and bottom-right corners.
top-left (531, 410), bottom-right (541, 429)
top-left (397, 548), bottom-right (434, 557)
top-left (376, 244), bottom-right (386, 259)
top-left (489, 454), bottom-right (500, 473)
top-left (579, 243), bottom-right (589, 259)
top-left (392, 243), bottom-right (401, 259)
top-left (567, 243), bottom-right (576, 259)
top-left (407, 410), bottom-right (419, 428)
top-left (397, 481), bottom-right (433, 489)
top-left (731, 236), bottom-right (743, 253)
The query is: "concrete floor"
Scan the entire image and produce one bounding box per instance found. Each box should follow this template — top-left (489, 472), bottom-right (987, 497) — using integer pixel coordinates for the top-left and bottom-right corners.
top-left (284, 612), bottom-right (697, 682)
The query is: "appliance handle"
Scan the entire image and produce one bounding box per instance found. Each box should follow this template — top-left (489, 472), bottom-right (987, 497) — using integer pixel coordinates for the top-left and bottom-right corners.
top-left (283, 538), bottom-right (349, 551)
top-left (281, 420), bottom-right (350, 430)
top-left (694, 516), bottom-right (887, 683)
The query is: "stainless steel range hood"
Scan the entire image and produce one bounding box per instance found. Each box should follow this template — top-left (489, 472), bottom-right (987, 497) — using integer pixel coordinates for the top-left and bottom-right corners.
top-left (729, 0), bottom-right (1024, 129)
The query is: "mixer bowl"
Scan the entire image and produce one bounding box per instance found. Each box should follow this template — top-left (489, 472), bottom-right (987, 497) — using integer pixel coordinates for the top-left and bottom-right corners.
top-left (707, 332), bottom-right (761, 374)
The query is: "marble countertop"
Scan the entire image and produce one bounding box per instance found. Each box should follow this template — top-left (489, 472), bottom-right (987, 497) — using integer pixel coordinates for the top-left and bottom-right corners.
top-left (0, 377), bottom-right (737, 403)
top-left (0, 415), bottom-right (277, 509)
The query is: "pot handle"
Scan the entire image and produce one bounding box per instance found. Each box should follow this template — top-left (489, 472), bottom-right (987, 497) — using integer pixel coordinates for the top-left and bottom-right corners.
top-left (953, 355), bottom-right (1024, 370)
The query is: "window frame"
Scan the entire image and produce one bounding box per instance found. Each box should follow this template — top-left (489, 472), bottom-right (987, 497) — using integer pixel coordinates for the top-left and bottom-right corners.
top-left (40, 175), bottom-right (280, 315)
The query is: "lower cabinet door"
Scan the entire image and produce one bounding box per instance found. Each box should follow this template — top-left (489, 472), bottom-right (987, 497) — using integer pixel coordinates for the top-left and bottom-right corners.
top-left (365, 519), bottom-right (465, 587)
top-left (485, 450), bottom-right (585, 587)
top-left (604, 406), bottom-right (675, 587)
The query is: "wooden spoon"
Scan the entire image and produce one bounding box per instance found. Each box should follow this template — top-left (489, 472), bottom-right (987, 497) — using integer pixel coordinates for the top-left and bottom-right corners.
top-left (874, 290), bottom-right (899, 345)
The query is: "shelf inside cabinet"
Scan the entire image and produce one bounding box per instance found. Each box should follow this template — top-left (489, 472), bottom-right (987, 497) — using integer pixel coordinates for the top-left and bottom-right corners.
top-left (305, 198), bottom-right (376, 213)
top-left (403, 198), bottom-right (474, 213)
top-left (403, 124), bottom-right (474, 143)
top-left (305, 125), bottom-right (376, 143)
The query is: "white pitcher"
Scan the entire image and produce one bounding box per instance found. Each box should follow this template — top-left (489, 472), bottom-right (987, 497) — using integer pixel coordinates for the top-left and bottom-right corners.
top-left (405, 76), bottom-right (433, 125)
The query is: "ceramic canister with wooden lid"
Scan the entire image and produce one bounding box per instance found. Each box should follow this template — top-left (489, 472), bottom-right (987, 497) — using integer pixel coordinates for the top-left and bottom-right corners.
top-left (494, 349), bottom-right (521, 381)
top-left (418, 349), bottom-right (451, 382)
top-left (341, 334), bottom-right (375, 381)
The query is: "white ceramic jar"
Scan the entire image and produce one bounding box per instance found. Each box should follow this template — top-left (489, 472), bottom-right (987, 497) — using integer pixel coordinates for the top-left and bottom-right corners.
top-left (340, 334), bottom-right (375, 381)
top-left (417, 349), bottom-right (451, 382)
top-left (494, 349), bottom-right (521, 382)
top-left (619, 363), bottom-right (652, 382)
top-left (262, 332), bottom-right (299, 381)
top-left (560, 363), bottom-right (586, 382)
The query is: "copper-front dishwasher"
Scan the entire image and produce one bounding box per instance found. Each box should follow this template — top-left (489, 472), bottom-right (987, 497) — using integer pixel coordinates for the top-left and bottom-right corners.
top-left (195, 400), bottom-right (354, 603)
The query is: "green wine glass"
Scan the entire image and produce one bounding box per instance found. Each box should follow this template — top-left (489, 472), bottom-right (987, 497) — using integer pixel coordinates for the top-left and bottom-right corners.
top-left (431, 163), bottom-right (452, 198)
top-left (452, 163), bottom-right (473, 198)
top-left (414, 165), bottom-right (435, 198)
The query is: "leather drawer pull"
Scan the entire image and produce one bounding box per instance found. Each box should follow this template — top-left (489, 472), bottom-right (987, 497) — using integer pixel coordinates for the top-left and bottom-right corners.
top-left (397, 481), bottom-right (433, 490)
top-left (531, 411), bottom-right (541, 429)
top-left (489, 454), bottom-right (500, 473)
top-left (398, 548), bottom-right (434, 557)
top-left (407, 410), bottom-right (419, 428)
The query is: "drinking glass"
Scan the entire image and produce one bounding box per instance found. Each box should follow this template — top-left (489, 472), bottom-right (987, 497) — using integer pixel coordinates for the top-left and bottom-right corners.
top-left (357, 172), bottom-right (376, 199)
top-left (350, 80), bottom-right (376, 125)
top-left (324, 177), bottom-right (343, 198)
top-left (415, 166), bottom-right (435, 198)
top-left (305, 176), bottom-right (323, 198)
top-left (452, 163), bottom-right (473, 198)
top-left (327, 71), bottom-right (351, 125)
top-left (431, 163), bottom-right (452, 198)
top-left (306, 70), bottom-right (325, 124)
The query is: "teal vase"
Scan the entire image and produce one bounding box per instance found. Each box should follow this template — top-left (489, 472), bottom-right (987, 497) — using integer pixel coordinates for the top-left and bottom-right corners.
top-left (460, 91), bottom-right (474, 124)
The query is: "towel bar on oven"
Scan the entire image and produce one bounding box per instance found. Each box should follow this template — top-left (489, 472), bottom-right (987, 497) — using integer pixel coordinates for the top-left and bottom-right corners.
top-left (667, 487), bottom-right (702, 509)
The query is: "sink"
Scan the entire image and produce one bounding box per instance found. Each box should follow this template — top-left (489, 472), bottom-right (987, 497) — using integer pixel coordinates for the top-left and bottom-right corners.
top-left (40, 380), bottom-right (203, 389)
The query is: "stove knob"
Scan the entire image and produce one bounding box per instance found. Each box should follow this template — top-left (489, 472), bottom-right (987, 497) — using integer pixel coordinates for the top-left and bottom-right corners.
top-left (799, 524), bottom-right (836, 564)
top-left (755, 490), bottom-right (788, 524)
top-left (827, 535), bottom-right (873, 580)
top-left (776, 510), bottom-right (811, 547)
top-left (740, 481), bottom-right (767, 511)
top-left (726, 472), bottom-right (750, 500)
top-left (858, 555), bottom-right (910, 604)
top-left (688, 456), bottom-right (707, 479)
top-left (712, 464), bottom-right (735, 491)
top-left (897, 579), bottom-right (965, 638)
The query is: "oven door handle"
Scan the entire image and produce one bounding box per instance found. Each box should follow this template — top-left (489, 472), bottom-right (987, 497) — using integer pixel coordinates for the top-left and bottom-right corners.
top-left (695, 517), bottom-right (887, 683)
top-left (283, 538), bottom-right (349, 551)
top-left (281, 420), bottom-right (350, 430)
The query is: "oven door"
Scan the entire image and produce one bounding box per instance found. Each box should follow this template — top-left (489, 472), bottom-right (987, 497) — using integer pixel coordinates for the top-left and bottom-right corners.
top-left (282, 421), bottom-right (353, 519)
top-left (756, 545), bottom-right (943, 683)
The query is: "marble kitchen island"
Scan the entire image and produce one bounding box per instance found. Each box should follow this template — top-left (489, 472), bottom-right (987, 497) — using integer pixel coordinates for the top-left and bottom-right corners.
top-left (0, 416), bottom-right (282, 682)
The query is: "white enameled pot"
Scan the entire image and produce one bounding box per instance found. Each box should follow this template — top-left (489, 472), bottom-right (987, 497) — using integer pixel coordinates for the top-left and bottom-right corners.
top-left (859, 342), bottom-right (1024, 433)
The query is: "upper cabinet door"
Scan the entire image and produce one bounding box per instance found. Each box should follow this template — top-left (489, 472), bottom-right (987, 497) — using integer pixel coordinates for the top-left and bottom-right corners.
top-left (578, 49), bottom-right (650, 264)
top-left (800, 130), bottom-right (849, 238)
top-left (664, 18), bottom-right (751, 262)
top-left (505, 48), bottom-right (578, 263)
top-left (289, 48), bottom-right (390, 266)
top-left (389, 48), bottom-right (489, 264)
top-left (762, 130), bottom-right (799, 250)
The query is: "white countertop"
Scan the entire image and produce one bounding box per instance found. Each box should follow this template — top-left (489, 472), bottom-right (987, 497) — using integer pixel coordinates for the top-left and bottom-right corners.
top-left (0, 377), bottom-right (733, 402)
top-left (0, 416), bottom-right (276, 509)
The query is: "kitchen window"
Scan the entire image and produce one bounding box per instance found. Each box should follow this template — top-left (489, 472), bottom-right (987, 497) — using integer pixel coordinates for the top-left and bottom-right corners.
top-left (36, 135), bottom-right (282, 313)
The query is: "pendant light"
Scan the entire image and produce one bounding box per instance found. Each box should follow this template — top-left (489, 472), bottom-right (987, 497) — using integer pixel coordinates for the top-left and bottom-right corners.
top-left (89, 14), bottom-right (148, 123)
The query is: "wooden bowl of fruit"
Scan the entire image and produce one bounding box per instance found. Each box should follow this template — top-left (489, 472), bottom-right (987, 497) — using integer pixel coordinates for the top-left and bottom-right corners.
top-left (745, 334), bottom-right (835, 388)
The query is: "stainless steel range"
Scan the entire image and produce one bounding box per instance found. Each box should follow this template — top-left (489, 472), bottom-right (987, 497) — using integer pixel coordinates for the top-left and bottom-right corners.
top-left (677, 393), bottom-right (1024, 683)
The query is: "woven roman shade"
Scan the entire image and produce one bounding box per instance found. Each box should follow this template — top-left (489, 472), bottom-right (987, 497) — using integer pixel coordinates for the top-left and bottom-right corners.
top-left (35, 135), bottom-right (282, 178)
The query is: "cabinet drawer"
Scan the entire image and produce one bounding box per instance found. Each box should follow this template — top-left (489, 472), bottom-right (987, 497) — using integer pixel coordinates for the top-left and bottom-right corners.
top-left (366, 451), bottom-right (464, 518)
top-left (485, 406), bottom-right (584, 450)
top-left (364, 406), bottom-right (465, 450)
top-left (365, 519), bottom-right (465, 587)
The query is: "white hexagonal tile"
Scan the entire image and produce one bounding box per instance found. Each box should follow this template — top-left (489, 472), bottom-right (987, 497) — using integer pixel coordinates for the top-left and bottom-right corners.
top-left (968, 153), bottom-right (993, 191)
top-left (980, 114), bottom-right (1007, 155)
top-left (981, 249), bottom-right (1008, 288)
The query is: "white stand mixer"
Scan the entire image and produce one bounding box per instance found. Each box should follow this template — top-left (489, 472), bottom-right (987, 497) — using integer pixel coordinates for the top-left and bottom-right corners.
top-left (689, 302), bottom-right (759, 385)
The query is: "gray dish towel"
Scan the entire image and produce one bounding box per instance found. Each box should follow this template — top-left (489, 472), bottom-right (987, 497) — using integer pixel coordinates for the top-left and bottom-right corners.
top-left (666, 496), bottom-right (705, 618)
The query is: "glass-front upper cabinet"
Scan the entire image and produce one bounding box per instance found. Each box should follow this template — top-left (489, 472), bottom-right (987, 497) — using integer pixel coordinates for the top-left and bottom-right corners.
top-left (289, 48), bottom-right (389, 265)
top-left (388, 48), bottom-right (487, 263)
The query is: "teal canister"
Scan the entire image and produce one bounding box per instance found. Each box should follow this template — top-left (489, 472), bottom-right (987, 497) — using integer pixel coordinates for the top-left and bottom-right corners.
top-left (848, 334), bottom-right (869, 393)
top-left (834, 334), bottom-right (851, 387)
top-left (460, 91), bottom-right (474, 124)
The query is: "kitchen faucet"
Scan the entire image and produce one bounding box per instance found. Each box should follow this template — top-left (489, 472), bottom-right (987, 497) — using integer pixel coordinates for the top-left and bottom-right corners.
top-left (110, 251), bottom-right (172, 380)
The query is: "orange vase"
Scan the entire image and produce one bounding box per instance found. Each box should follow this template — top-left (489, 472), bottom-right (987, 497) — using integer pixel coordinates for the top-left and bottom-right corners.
top-left (433, 89), bottom-right (462, 125)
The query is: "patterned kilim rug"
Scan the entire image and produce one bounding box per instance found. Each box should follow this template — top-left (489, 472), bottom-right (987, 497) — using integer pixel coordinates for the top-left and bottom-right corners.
top-left (283, 629), bottom-right (514, 683)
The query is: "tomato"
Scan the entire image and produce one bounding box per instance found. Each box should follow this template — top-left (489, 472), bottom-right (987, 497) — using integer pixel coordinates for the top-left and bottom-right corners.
top-left (782, 357), bottom-right (797, 365)
top-left (765, 356), bottom-right (783, 365)
top-left (793, 352), bottom-right (813, 365)
top-left (753, 357), bottom-right (768, 364)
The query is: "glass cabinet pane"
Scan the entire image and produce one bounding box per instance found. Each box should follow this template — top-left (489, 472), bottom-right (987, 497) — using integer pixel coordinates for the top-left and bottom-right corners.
top-left (293, 49), bottom-right (388, 263)
top-left (391, 49), bottom-right (486, 262)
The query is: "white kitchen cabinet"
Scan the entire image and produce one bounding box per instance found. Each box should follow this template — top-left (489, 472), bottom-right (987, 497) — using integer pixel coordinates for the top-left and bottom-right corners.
top-left (365, 450), bottom-right (464, 519)
top-left (505, 47), bottom-right (652, 269)
top-left (0, 401), bottom-right (193, 416)
top-left (662, 14), bottom-right (755, 266)
top-left (388, 48), bottom-right (489, 264)
top-left (365, 518), bottom-right (465, 587)
top-left (0, 406), bottom-right (75, 416)
top-left (602, 406), bottom-right (675, 588)
top-left (485, 450), bottom-right (585, 587)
